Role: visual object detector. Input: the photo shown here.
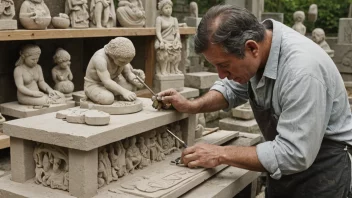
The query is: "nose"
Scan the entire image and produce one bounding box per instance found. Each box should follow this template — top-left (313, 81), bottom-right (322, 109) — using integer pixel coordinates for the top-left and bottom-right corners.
top-left (216, 67), bottom-right (229, 79)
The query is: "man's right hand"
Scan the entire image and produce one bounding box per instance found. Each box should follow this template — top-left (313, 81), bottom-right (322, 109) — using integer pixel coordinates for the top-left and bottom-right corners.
top-left (155, 89), bottom-right (195, 113)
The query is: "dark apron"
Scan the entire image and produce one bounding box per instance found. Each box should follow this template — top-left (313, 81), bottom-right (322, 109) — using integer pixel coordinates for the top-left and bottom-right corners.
top-left (248, 81), bottom-right (351, 198)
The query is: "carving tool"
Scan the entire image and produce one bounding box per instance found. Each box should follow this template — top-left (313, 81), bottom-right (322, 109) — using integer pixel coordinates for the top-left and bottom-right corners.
top-left (166, 129), bottom-right (188, 148)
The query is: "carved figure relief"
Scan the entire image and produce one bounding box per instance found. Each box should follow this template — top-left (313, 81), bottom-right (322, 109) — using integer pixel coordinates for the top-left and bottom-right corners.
top-left (98, 147), bottom-right (118, 188)
top-left (19, 0), bottom-right (51, 29)
top-left (116, 0), bottom-right (145, 27)
top-left (90, 0), bottom-right (116, 28)
top-left (84, 37), bottom-right (145, 106)
top-left (33, 143), bottom-right (69, 191)
top-left (312, 28), bottom-right (334, 58)
top-left (155, 0), bottom-right (182, 76)
top-left (14, 44), bottom-right (66, 107)
top-left (292, 11), bottom-right (306, 35)
top-left (0, 0), bottom-right (15, 19)
top-left (52, 48), bottom-right (74, 98)
top-left (65, 0), bottom-right (89, 28)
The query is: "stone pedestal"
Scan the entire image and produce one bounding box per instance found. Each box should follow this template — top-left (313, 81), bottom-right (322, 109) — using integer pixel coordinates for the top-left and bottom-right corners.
top-left (141, 0), bottom-right (157, 27)
top-left (185, 72), bottom-right (219, 89)
top-left (153, 74), bottom-right (185, 93)
top-left (0, 20), bottom-right (17, 30)
top-left (219, 118), bottom-right (260, 133)
top-left (261, 12), bottom-right (284, 23)
top-left (179, 87), bottom-right (200, 99)
top-left (338, 18), bottom-right (352, 44)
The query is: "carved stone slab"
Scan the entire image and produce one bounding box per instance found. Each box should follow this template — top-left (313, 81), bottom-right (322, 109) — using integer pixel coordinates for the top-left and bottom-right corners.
top-left (332, 44), bottom-right (352, 74)
top-left (80, 98), bottom-right (143, 115)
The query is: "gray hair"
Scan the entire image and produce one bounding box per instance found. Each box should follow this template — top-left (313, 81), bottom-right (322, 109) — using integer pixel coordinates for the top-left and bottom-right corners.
top-left (194, 5), bottom-right (266, 59)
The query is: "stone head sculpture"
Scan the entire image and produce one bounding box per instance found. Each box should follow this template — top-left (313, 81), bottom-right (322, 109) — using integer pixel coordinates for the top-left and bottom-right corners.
top-left (104, 37), bottom-right (135, 66)
top-left (308, 4), bottom-right (318, 22)
top-left (312, 28), bottom-right (325, 44)
top-left (293, 11), bottom-right (305, 23)
top-left (16, 44), bottom-right (41, 68)
top-left (53, 48), bottom-right (71, 69)
top-left (190, 1), bottom-right (198, 18)
top-left (158, 0), bottom-right (173, 16)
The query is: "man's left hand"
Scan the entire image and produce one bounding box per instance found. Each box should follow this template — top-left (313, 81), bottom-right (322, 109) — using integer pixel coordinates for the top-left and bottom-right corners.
top-left (181, 143), bottom-right (224, 168)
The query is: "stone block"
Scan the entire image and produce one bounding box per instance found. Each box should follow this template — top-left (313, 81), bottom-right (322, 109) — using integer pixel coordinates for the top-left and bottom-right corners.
top-left (185, 72), bottom-right (219, 89)
top-left (205, 111), bottom-right (220, 123)
top-left (141, 0), bottom-right (157, 27)
top-left (261, 12), bottom-right (284, 23)
top-left (220, 110), bottom-right (232, 119)
top-left (10, 138), bottom-right (35, 183)
top-left (332, 44), bottom-right (352, 74)
top-left (153, 74), bottom-right (185, 93)
top-left (219, 118), bottom-right (260, 133)
top-left (232, 105), bottom-right (254, 120)
top-left (0, 20), bottom-right (17, 30)
top-left (185, 17), bottom-right (201, 27)
top-left (338, 18), bottom-right (352, 44)
top-left (179, 87), bottom-right (200, 99)
top-left (0, 101), bottom-right (75, 118)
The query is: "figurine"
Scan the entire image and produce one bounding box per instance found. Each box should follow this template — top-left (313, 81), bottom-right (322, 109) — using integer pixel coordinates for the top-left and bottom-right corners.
top-left (19, 0), bottom-right (51, 29)
top-left (312, 28), bottom-right (334, 58)
top-left (116, 0), bottom-right (145, 27)
top-left (52, 48), bottom-right (74, 98)
top-left (65, 0), bottom-right (89, 28)
top-left (189, 1), bottom-right (198, 18)
top-left (292, 11), bottom-right (306, 35)
top-left (155, 0), bottom-right (182, 75)
top-left (90, 0), bottom-right (116, 28)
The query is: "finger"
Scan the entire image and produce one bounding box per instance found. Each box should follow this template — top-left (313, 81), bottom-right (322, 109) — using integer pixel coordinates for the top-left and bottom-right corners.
top-left (187, 160), bottom-right (200, 168)
top-left (183, 153), bottom-right (198, 164)
top-left (182, 146), bottom-right (196, 156)
top-left (157, 88), bottom-right (177, 98)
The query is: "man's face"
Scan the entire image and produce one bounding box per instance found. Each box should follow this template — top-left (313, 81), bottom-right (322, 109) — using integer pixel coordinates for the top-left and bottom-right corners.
top-left (203, 43), bottom-right (260, 84)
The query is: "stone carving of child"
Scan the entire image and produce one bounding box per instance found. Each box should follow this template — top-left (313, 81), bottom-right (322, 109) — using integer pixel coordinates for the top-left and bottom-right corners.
top-left (52, 48), bottom-right (74, 98)
top-left (312, 28), bottom-right (334, 58)
top-left (90, 0), bottom-right (116, 28)
top-left (65, 0), bottom-right (89, 28)
top-left (116, 0), bottom-right (145, 27)
top-left (292, 11), bottom-right (306, 35)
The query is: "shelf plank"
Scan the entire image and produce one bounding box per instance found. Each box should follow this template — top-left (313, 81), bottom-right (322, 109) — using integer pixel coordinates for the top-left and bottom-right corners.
top-left (0, 133), bottom-right (10, 150)
top-left (0, 27), bottom-right (196, 41)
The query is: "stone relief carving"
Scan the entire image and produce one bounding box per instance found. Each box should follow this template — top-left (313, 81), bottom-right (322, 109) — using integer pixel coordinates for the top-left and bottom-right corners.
top-left (189, 1), bottom-right (198, 18)
top-left (90, 0), bottom-right (116, 28)
top-left (33, 143), bottom-right (69, 191)
top-left (65, 0), bottom-right (89, 28)
top-left (116, 0), bottom-right (146, 27)
top-left (19, 0), bottom-right (51, 29)
top-left (292, 11), bottom-right (306, 35)
top-left (155, 0), bottom-right (182, 76)
top-left (84, 37), bottom-right (145, 106)
top-left (52, 48), bottom-right (74, 98)
top-left (14, 44), bottom-right (66, 107)
top-left (312, 28), bottom-right (334, 58)
top-left (0, 0), bottom-right (15, 20)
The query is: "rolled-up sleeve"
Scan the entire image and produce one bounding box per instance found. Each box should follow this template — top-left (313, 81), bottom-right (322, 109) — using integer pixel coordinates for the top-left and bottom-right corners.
top-left (210, 78), bottom-right (249, 111)
top-left (256, 74), bottom-right (330, 180)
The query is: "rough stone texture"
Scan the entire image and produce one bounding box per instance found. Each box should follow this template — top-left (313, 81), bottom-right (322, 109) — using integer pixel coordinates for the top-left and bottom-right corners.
top-left (80, 99), bottom-right (143, 115)
top-left (205, 111), bottom-right (220, 123)
top-left (3, 98), bottom-right (191, 151)
top-left (179, 87), bottom-right (200, 99)
top-left (220, 110), bottom-right (232, 119)
top-left (141, 0), bottom-right (157, 27)
top-left (261, 12), bottom-right (284, 23)
top-left (153, 74), bottom-right (185, 93)
top-left (69, 148), bottom-right (98, 198)
top-left (180, 114), bottom-right (196, 146)
top-left (0, 101), bottom-right (75, 118)
top-left (332, 44), bottom-right (352, 81)
top-left (338, 18), bottom-right (352, 44)
top-left (219, 118), bottom-right (260, 134)
top-left (10, 138), bottom-right (35, 183)
top-left (232, 105), bottom-right (254, 120)
top-left (185, 17), bottom-right (201, 27)
top-left (185, 72), bottom-right (219, 89)
top-left (0, 20), bottom-right (17, 30)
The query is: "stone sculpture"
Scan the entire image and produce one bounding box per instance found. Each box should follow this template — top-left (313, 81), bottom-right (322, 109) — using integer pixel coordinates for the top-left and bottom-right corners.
top-left (292, 11), bottom-right (306, 35)
top-left (52, 13), bottom-right (70, 29)
top-left (155, 0), bottom-right (182, 76)
top-left (0, 0), bottom-right (16, 30)
top-left (90, 0), bottom-right (116, 28)
top-left (116, 0), bottom-right (146, 27)
top-left (65, 0), bottom-right (89, 28)
top-left (19, 0), bottom-right (51, 30)
top-left (98, 147), bottom-right (117, 188)
top-left (308, 4), bottom-right (318, 23)
top-left (84, 37), bottom-right (145, 106)
top-left (33, 143), bottom-right (69, 191)
top-left (189, 1), bottom-right (198, 18)
top-left (14, 44), bottom-right (66, 107)
top-left (111, 141), bottom-right (127, 177)
top-left (52, 48), bottom-right (74, 98)
top-left (312, 28), bottom-right (334, 58)
top-left (137, 136), bottom-right (151, 163)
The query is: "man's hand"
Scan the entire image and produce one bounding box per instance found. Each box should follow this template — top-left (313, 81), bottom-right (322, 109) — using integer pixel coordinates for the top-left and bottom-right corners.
top-left (156, 88), bottom-right (194, 113)
top-left (181, 143), bottom-right (224, 168)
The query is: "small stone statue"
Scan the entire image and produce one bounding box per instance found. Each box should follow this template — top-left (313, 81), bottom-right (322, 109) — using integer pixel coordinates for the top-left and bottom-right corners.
top-left (111, 141), bottom-right (127, 177)
top-left (65, 0), bottom-right (89, 28)
top-left (189, 2), bottom-right (198, 18)
top-left (308, 4), bottom-right (318, 23)
top-left (0, 0), bottom-right (15, 19)
top-left (84, 37), bottom-right (145, 105)
top-left (52, 48), bottom-right (74, 99)
top-left (98, 147), bottom-right (115, 187)
top-left (312, 28), bottom-right (334, 58)
top-left (292, 11), bottom-right (306, 35)
top-left (90, 0), bottom-right (116, 28)
top-left (14, 44), bottom-right (66, 107)
top-left (116, 0), bottom-right (146, 27)
top-left (19, 0), bottom-right (51, 29)
top-left (155, 0), bottom-right (182, 75)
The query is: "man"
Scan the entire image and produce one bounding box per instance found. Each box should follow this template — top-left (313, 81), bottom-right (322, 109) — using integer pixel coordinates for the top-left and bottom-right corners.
top-left (84, 37), bottom-right (145, 105)
top-left (156, 5), bottom-right (352, 198)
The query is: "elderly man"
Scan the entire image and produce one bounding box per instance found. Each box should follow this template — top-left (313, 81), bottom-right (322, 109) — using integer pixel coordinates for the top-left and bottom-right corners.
top-left (157, 5), bottom-right (352, 198)
top-left (84, 37), bottom-right (144, 105)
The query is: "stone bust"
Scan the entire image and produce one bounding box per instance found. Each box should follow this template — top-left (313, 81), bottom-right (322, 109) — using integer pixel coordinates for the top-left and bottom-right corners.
top-left (116, 0), bottom-right (146, 27)
top-left (84, 37), bottom-right (145, 105)
top-left (52, 48), bottom-right (74, 98)
top-left (312, 28), bottom-right (334, 58)
top-left (155, 0), bottom-right (182, 76)
top-left (292, 11), bottom-right (306, 35)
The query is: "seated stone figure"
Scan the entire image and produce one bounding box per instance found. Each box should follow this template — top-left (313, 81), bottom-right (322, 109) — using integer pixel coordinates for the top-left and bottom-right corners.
top-left (155, 0), bottom-right (182, 75)
top-left (0, 0), bottom-right (15, 19)
top-left (84, 37), bottom-right (145, 105)
top-left (90, 0), bottom-right (116, 28)
top-left (312, 28), bottom-right (334, 58)
top-left (14, 44), bottom-right (66, 106)
top-left (292, 11), bottom-right (306, 35)
top-left (19, 0), bottom-right (50, 18)
top-left (52, 48), bottom-right (74, 98)
top-left (116, 0), bottom-right (145, 27)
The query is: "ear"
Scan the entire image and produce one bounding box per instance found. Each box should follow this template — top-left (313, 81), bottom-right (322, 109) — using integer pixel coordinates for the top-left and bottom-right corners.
top-left (245, 40), bottom-right (259, 57)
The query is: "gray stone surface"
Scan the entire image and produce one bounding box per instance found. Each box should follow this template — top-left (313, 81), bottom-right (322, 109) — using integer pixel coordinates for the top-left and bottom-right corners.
top-left (220, 110), bottom-right (232, 119)
top-left (261, 12), bottom-right (284, 23)
top-left (332, 44), bottom-right (352, 74)
top-left (338, 18), bottom-right (352, 44)
top-left (219, 118), bottom-right (260, 133)
top-left (153, 74), bottom-right (185, 93)
top-left (10, 138), bottom-right (35, 183)
top-left (185, 17), bottom-right (201, 27)
top-left (232, 105), bottom-right (254, 120)
top-left (179, 87), bottom-right (200, 99)
top-left (185, 72), bottom-right (219, 89)
top-left (0, 20), bottom-right (17, 30)
top-left (205, 111), bottom-right (220, 123)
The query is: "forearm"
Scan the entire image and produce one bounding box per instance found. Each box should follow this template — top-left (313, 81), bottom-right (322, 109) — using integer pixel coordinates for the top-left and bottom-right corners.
top-left (17, 86), bottom-right (37, 96)
top-left (191, 90), bottom-right (229, 113)
top-left (38, 81), bottom-right (52, 93)
top-left (103, 80), bottom-right (127, 95)
top-left (219, 146), bottom-right (266, 172)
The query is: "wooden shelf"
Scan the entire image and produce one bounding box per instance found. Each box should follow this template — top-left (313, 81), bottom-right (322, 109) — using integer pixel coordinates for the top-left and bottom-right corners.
top-left (0, 27), bottom-right (196, 41)
top-left (0, 133), bottom-right (9, 150)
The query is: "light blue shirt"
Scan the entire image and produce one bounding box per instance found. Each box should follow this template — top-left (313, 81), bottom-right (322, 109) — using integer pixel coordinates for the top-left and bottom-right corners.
top-left (211, 19), bottom-right (352, 179)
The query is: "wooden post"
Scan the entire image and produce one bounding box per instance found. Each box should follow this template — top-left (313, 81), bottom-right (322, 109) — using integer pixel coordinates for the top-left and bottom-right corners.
top-left (145, 36), bottom-right (156, 88)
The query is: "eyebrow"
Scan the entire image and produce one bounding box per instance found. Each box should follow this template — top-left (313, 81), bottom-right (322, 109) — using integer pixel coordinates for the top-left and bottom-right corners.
top-left (216, 61), bottom-right (230, 67)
